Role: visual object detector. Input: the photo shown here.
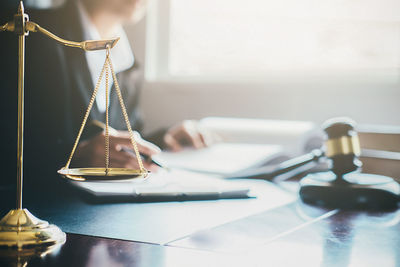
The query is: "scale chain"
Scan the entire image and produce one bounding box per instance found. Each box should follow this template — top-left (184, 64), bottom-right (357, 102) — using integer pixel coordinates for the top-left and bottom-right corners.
top-left (64, 48), bottom-right (146, 174)
top-left (64, 55), bottom-right (108, 169)
top-left (107, 56), bottom-right (145, 172)
top-left (105, 50), bottom-right (110, 173)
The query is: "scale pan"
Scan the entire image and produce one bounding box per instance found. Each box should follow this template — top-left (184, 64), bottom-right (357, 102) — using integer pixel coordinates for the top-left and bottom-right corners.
top-left (58, 168), bottom-right (149, 181)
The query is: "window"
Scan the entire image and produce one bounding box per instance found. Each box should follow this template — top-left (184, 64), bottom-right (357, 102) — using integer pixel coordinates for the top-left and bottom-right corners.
top-left (146, 0), bottom-right (400, 82)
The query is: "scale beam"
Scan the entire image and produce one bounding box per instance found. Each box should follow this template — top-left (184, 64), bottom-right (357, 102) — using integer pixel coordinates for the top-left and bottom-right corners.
top-left (1, 17), bottom-right (119, 51)
top-left (25, 22), bottom-right (119, 51)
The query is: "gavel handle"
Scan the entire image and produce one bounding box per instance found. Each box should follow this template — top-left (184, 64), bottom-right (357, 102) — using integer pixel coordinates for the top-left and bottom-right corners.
top-left (227, 149), bottom-right (324, 180)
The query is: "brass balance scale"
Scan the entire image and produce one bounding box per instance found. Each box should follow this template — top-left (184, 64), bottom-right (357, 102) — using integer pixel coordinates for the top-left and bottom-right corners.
top-left (0, 1), bottom-right (148, 251)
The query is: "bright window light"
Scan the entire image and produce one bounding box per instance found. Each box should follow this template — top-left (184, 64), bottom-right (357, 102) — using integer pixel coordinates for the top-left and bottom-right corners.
top-left (147, 0), bottom-right (400, 81)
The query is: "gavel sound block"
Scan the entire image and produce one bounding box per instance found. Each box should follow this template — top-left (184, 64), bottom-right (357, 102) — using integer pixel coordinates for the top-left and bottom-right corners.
top-left (299, 118), bottom-right (400, 210)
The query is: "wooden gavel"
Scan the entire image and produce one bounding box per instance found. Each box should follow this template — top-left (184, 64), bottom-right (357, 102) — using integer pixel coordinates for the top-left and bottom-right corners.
top-left (231, 117), bottom-right (400, 209)
top-left (230, 117), bottom-right (362, 181)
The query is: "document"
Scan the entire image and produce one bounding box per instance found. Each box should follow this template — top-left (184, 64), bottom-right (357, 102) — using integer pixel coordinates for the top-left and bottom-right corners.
top-left (69, 169), bottom-right (251, 201)
top-left (153, 143), bottom-right (283, 176)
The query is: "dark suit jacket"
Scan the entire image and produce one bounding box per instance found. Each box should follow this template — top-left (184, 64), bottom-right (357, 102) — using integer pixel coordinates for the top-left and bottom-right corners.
top-left (0, 1), bottom-right (145, 187)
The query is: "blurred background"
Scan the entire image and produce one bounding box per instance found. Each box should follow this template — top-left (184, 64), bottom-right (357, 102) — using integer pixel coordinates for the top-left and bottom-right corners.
top-left (4, 0), bottom-right (400, 133)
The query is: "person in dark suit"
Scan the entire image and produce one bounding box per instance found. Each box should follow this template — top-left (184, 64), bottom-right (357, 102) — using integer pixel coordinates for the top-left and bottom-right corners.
top-left (0, 0), bottom-right (209, 188)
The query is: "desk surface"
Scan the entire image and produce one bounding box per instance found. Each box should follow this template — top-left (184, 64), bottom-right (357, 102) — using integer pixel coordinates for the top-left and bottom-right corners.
top-left (1, 166), bottom-right (400, 267)
top-left (1, 203), bottom-right (399, 267)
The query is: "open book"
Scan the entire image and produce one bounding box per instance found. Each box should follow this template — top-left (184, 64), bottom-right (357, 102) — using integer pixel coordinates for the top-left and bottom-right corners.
top-left (153, 143), bottom-right (285, 176)
top-left (153, 117), bottom-right (323, 176)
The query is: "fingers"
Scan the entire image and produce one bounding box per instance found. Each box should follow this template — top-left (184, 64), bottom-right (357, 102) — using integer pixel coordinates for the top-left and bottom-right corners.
top-left (136, 134), bottom-right (161, 156)
top-left (182, 120), bottom-right (205, 149)
top-left (109, 135), bottom-right (138, 149)
top-left (109, 149), bottom-right (159, 172)
top-left (111, 131), bottom-right (160, 171)
top-left (109, 131), bottom-right (161, 156)
top-left (109, 147), bottom-right (134, 163)
top-left (111, 133), bottom-right (161, 171)
top-left (78, 130), bottom-right (160, 172)
top-left (164, 132), bottom-right (183, 152)
top-left (164, 120), bottom-right (209, 151)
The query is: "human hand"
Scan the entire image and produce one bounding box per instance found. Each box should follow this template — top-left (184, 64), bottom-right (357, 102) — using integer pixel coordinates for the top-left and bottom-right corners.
top-left (163, 120), bottom-right (217, 151)
top-left (73, 130), bottom-right (161, 172)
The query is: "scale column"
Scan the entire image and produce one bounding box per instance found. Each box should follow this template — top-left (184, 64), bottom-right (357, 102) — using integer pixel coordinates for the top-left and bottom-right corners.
top-left (15, 1), bottom-right (27, 211)
top-left (16, 27), bottom-right (25, 210)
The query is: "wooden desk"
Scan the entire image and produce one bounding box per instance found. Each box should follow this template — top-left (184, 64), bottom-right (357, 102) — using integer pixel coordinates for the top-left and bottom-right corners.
top-left (0, 155), bottom-right (399, 267)
top-left (1, 203), bottom-right (398, 267)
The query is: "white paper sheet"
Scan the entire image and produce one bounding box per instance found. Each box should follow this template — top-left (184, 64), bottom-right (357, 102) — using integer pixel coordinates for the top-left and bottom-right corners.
top-left (70, 169), bottom-right (250, 199)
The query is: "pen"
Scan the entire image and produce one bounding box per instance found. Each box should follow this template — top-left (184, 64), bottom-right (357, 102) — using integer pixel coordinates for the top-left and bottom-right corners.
top-left (139, 152), bottom-right (168, 170)
top-left (121, 147), bottom-right (169, 170)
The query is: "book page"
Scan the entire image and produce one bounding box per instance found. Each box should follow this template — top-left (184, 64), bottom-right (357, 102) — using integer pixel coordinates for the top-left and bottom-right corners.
top-left (153, 143), bottom-right (283, 175)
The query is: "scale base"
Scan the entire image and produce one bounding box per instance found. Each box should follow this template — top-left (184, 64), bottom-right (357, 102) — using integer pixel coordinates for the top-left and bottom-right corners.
top-left (299, 172), bottom-right (400, 210)
top-left (0, 209), bottom-right (66, 249)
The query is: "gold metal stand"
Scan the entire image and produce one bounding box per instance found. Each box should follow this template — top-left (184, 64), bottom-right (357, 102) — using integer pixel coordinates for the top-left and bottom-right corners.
top-left (0, 1), bottom-right (118, 250)
top-left (0, 209), bottom-right (65, 248)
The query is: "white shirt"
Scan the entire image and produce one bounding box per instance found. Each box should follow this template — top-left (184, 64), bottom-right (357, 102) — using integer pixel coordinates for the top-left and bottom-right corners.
top-left (77, 1), bottom-right (135, 113)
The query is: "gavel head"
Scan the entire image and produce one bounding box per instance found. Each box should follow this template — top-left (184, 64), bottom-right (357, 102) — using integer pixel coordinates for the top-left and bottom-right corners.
top-left (322, 117), bottom-right (362, 178)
